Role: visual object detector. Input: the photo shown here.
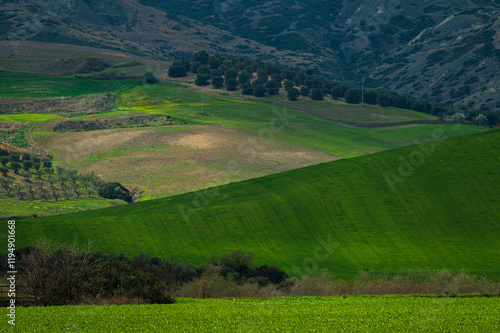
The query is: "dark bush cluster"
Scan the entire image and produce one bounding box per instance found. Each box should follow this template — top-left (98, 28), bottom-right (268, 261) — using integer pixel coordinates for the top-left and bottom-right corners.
top-left (98, 182), bottom-right (132, 203)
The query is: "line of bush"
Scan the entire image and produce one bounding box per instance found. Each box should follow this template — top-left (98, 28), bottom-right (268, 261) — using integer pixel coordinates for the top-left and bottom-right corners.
top-left (2, 240), bottom-right (498, 306)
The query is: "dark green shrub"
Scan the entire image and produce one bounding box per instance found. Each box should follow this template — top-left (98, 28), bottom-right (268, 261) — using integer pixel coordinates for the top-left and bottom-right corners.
top-left (287, 87), bottom-right (300, 101)
top-left (310, 88), bottom-right (324, 100)
top-left (211, 76), bottom-right (224, 88)
top-left (98, 182), bottom-right (132, 203)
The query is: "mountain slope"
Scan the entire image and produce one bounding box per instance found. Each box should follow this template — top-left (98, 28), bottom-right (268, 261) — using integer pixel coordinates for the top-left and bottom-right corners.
top-left (2, 0), bottom-right (498, 110)
top-left (8, 130), bottom-right (500, 278)
top-left (142, 0), bottom-right (500, 110)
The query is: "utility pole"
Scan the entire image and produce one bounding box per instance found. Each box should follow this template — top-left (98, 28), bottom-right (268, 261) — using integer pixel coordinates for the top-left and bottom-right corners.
top-left (202, 84), bottom-right (205, 116)
top-left (361, 77), bottom-right (365, 106)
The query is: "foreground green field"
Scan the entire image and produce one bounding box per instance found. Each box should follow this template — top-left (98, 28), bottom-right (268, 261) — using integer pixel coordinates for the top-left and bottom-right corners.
top-left (0, 197), bottom-right (124, 220)
top-left (8, 130), bottom-right (499, 278)
top-left (2, 296), bottom-right (499, 332)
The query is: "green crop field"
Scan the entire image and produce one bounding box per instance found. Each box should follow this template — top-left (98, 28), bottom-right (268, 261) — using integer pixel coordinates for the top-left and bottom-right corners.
top-left (2, 296), bottom-right (499, 332)
top-left (115, 84), bottom-right (484, 158)
top-left (0, 114), bottom-right (64, 123)
top-left (267, 94), bottom-right (438, 124)
top-left (7, 130), bottom-right (499, 278)
top-left (0, 72), bottom-right (141, 98)
top-left (0, 197), bottom-right (125, 220)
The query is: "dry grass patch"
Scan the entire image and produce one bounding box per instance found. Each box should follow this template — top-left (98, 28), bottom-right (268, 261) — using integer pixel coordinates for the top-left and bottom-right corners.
top-left (35, 125), bottom-right (337, 199)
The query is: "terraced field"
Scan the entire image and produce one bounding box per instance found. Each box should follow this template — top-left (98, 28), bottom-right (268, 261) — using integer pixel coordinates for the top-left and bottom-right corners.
top-left (9, 130), bottom-right (499, 278)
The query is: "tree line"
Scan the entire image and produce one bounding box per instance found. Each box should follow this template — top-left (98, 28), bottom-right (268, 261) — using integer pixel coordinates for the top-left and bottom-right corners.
top-left (168, 50), bottom-right (498, 127)
top-left (2, 240), bottom-right (498, 306)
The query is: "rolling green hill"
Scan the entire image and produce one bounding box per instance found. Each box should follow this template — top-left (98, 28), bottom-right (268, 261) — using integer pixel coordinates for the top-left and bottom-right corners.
top-left (7, 129), bottom-right (499, 278)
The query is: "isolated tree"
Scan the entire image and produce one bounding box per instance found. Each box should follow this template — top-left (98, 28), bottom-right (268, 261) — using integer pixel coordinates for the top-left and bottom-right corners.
top-left (14, 184), bottom-right (26, 200)
top-left (11, 162), bottom-right (22, 174)
top-left (238, 71), bottom-right (252, 86)
top-left (22, 153), bottom-right (31, 161)
top-left (39, 188), bottom-right (50, 202)
top-left (0, 148), bottom-right (8, 157)
top-left (242, 83), bottom-right (254, 95)
top-left (0, 166), bottom-right (8, 177)
top-left (364, 90), bottom-right (378, 105)
top-left (293, 72), bottom-right (307, 85)
top-left (168, 61), bottom-right (188, 78)
top-left (23, 171), bottom-right (32, 181)
top-left (331, 84), bottom-right (347, 99)
top-left (287, 88), bottom-right (300, 101)
top-left (283, 80), bottom-right (294, 91)
top-left (10, 153), bottom-right (21, 163)
top-left (310, 88), bottom-right (324, 101)
top-left (42, 161), bottom-right (52, 168)
top-left (23, 160), bottom-right (33, 171)
top-left (33, 163), bottom-right (41, 171)
top-left (211, 76), bottom-right (224, 88)
top-left (253, 84), bottom-right (267, 97)
top-left (67, 169), bottom-right (78, 182)
top-left (51, 187), bottom-right (60, 201)
top-left (265, 79), bottom-right (280, 95)
top-left (225, 78), bottom-right (239, 91)
top-left (377, 93), bottom-right (392, 107)
top-left (35, 180), bottom-right (44, 190)
top-left (210, 69), bottom-right (223, 78)
top-left (452, 113), bottom-right (466, 123)
top-left (256, 68), bottom-right (268, 80)
top-left (190, 61), bottom-right (202, 73)
top-left (1, 156), bottom-right (9, 166)
top-left (345, 88), bottom-right (362, 104)
top-left (193, 50), bottom-right (209, 65)
top-left (475, 114), bottom-right (487, 126)
top-left (195, 73), bottom-right (210, 86)
top-left (44, 167), bottom-right (54, 178)
top-left (143, 71), bottom-right (159, 84)
top-left (224, 68), bottom-right (238, 82)
top-left (300, 86), bottom-right (310, 97)
top-left (271, 74), bottom-right (283, 85)
top-left (208, 55), bottom-right (223, 69)
top-left (86, 186), bottom-right (95, 198)
top-left (28, 188), bottom-right (36, 200)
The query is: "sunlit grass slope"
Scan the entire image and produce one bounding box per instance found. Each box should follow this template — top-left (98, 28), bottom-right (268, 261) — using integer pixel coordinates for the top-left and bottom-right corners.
top-left (9, 130), bottom-right (500, 278)
top-left (116, 84), bottom-right (484, 158)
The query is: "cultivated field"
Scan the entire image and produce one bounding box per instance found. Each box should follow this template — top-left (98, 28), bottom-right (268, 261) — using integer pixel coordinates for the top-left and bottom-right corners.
top-left (10, 130), bottom-right (500, 278)
top-left (116, 84), bottom-right (484, 158)
top-left (33, 124), bottom-right (336, 199)
top-left (2, 296), bottom-right (499, 332)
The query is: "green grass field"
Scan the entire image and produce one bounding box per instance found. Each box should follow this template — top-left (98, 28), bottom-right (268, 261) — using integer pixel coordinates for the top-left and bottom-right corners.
top-left (268, 94), bottom-right (438, 124)
top-left (7, 130), bottom-right (499, 278)
top-left (0, 197), bottom-right (124, 219)
top-left (0, 114), bottom-right (64, 123)
top-left (2, 296), bottom-right (499, 332)
top-left (0, 72), bottom-right (141, 98)
top-left (117, 84), bottom-right (484, 158)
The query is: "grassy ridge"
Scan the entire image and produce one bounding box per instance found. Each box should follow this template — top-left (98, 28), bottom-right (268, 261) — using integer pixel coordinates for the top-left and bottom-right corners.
top-left (8, 130), bottom-right (500, 278)
top-left (2, 297), bottom-right (499, 332)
